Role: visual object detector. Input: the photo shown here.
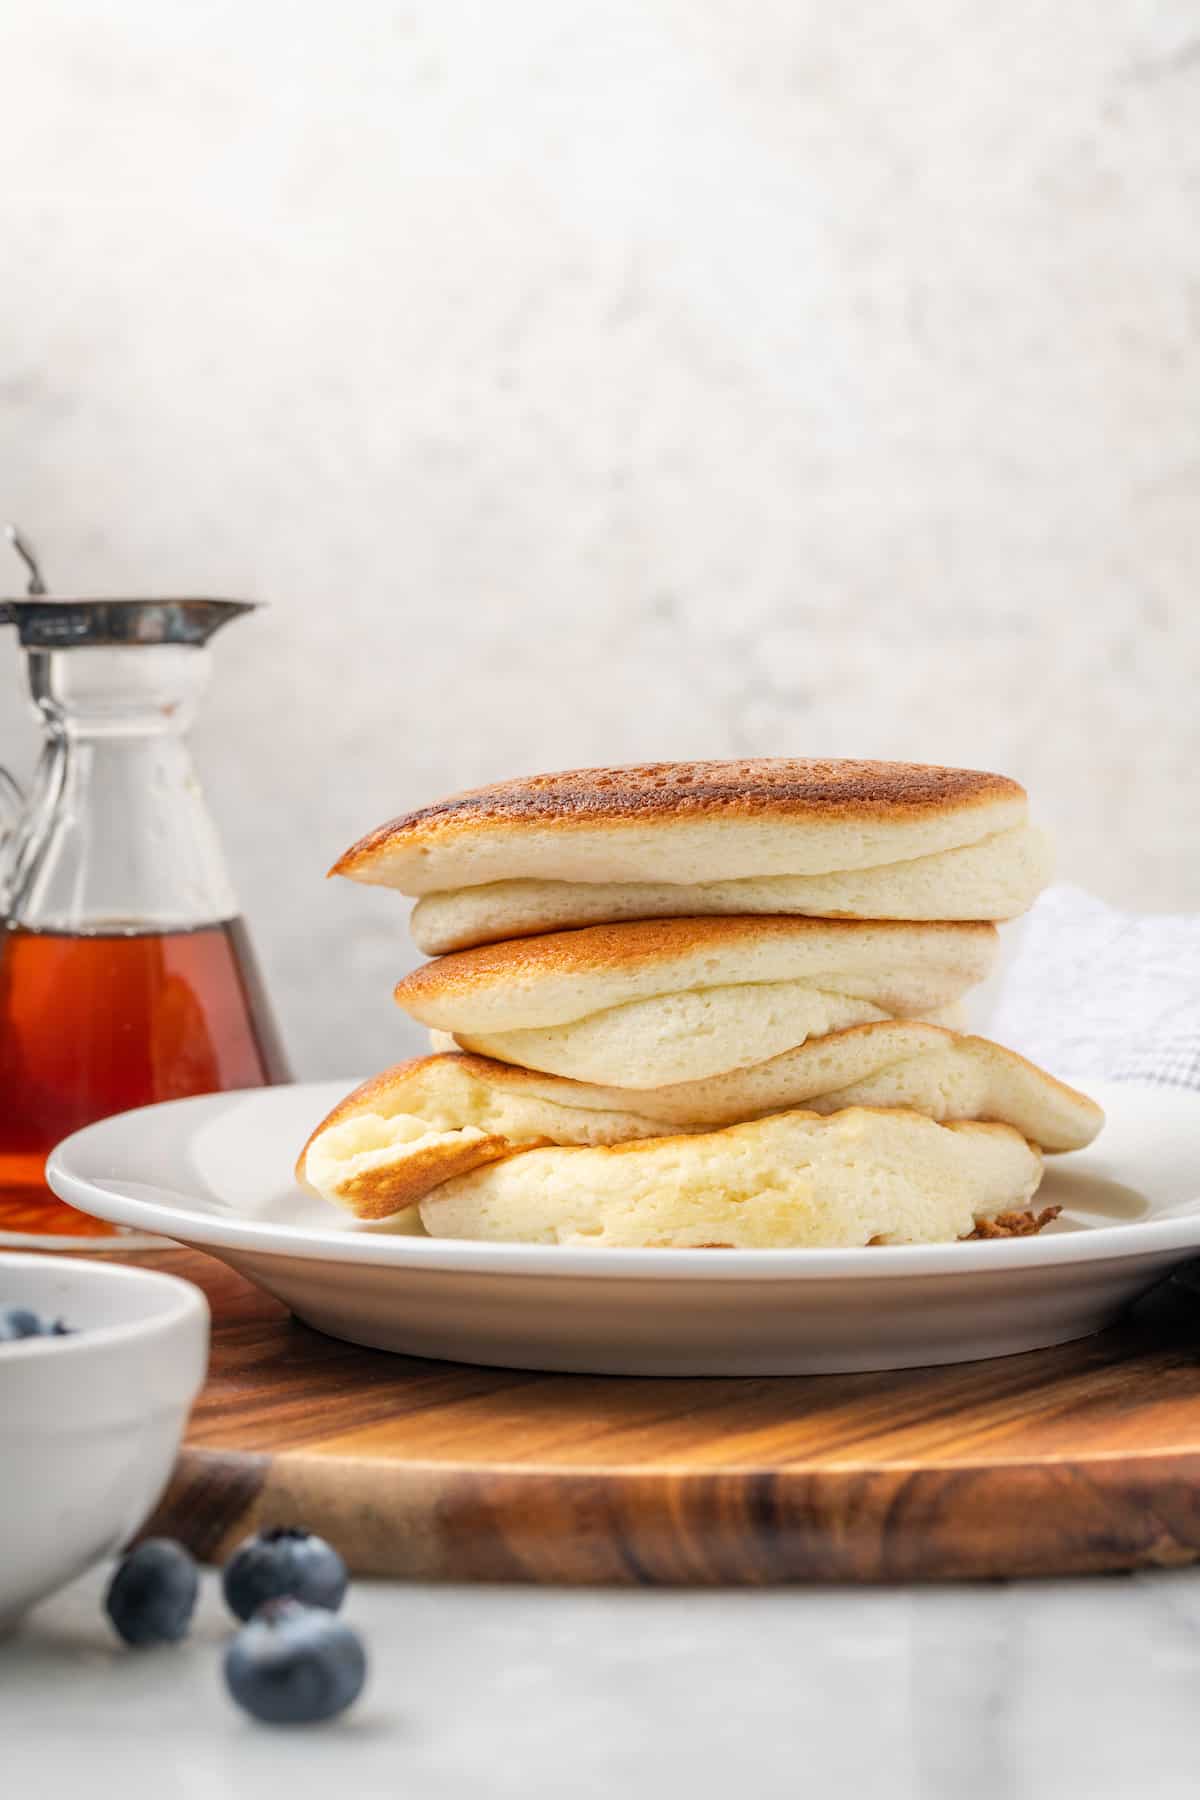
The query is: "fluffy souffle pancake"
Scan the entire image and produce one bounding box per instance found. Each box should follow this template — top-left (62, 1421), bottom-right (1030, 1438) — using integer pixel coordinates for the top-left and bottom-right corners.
top-left (393, 915), bottom-right (999, 1087)
top-left (332, 761), bottom-right (1040, 911)
top-left (298, 1029), bottom-right (1100, 1219)
top-left (416, 1107), bottom-right (1046, 1249)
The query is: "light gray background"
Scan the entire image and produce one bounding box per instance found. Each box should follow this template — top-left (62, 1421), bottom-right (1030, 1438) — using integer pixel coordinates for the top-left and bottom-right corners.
top-left (2, 0), bottom-right (1198, 1078)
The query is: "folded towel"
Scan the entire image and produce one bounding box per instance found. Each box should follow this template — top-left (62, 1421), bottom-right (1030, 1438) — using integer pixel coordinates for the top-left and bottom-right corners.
top-left (989, 884), bottom-right (1200, 1090)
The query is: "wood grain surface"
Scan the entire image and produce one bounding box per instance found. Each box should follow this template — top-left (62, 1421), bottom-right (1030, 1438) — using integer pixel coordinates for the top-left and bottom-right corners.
top-left (109, 1245), bottom-right (1200, 1584)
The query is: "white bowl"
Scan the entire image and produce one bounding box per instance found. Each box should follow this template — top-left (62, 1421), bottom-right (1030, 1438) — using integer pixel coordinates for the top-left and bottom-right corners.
top-left (0, 1255), bottom-right (209, 1626)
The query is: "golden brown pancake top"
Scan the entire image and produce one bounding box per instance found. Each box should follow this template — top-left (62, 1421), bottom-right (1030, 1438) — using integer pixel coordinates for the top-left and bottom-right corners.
top-left (332, 758), bottom-right (1024, 876)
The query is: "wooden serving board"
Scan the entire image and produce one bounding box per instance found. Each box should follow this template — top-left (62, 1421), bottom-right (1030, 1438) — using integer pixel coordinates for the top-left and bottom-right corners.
top-left (122, 1246), bottom-right (1200, 1585)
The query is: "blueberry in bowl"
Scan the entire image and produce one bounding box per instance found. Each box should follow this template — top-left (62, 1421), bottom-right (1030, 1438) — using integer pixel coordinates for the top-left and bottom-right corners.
top-left (0, 1305), bottom-right (72, 1340)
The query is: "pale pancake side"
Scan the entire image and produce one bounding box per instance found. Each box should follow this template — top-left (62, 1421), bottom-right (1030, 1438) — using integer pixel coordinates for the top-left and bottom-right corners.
top-left (410, 823), bottom-right (1051, 952)
top-left (418, 1107), bottom-right (1045, 1249)
top-left (451, 984), bottom-right (929, 1086)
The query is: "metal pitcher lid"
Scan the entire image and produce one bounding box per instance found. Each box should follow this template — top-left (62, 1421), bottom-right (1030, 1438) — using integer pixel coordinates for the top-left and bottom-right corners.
top-left (0, 527), bottom-right (257, 647)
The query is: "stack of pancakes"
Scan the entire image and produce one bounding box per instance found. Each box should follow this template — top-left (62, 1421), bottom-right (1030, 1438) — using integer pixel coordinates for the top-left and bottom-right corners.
top-left (299, 759), bottom-right (1103, 1248)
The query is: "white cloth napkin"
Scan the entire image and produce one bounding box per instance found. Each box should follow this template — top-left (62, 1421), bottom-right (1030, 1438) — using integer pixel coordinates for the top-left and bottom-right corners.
top-left (987, 884), bottom-right (1200, 1088)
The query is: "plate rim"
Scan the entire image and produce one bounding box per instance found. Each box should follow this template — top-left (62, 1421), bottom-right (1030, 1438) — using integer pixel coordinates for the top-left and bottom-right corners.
top-left (45, 1076), bottom-right (1200, 1285)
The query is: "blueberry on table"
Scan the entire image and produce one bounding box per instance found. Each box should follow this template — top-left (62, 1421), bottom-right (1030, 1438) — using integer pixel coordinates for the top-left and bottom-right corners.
top-left (224, 1599), bottom-right (367, 1725)
top-left (222, 1527), bottom-right (348, 1623)
top-left (105, 1539), bottom-right (199, 1646)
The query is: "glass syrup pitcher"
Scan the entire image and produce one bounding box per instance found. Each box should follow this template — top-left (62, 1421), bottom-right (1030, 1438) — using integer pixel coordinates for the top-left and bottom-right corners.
top-left (0, 531), bottom-right (290, 1238)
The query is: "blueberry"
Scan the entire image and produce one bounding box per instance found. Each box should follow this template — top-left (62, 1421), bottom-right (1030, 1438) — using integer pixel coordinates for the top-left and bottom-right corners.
top-left (105, 1539), bottom-right (199, 1646)
top-left (222, 1527), bottom-right (347, 1623)
top-left (223, 1598), bottom-right (366, 1725)
top-left (0, 1306), bottom-right (46, 1340)
top-left (0, 1305), bottom-right (74, 1340)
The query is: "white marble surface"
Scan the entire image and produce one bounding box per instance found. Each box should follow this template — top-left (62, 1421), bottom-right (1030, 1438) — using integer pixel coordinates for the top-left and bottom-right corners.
top-left (6, 1558), bottom-right (1200, 1795)
top-left (1, 1), bottom-right (1198, 1080)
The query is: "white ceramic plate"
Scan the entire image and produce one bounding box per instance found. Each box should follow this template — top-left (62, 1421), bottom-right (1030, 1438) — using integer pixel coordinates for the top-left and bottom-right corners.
top-left (45, 1078), bottom-right (1200, 1376)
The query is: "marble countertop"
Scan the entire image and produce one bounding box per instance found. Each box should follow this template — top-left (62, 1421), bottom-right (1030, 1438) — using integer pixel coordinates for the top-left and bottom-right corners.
top-left (8, 1559), bottom-right (1200, 1796)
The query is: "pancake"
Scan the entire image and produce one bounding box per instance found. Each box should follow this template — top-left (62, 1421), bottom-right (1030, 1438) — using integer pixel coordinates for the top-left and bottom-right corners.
top-left (410, 823), bottom-right (1052, 952)
top-left (416, 1107), bottom-right (1046, 1248)
top-left (333, 759), bottom-right (1032, 895)
top-left (394, 915), bottom-right (998, 1087)
top-left (395, 916), bottom-right (998, 1032)
top-left (297, 1030), bottom-right (1100, 1219)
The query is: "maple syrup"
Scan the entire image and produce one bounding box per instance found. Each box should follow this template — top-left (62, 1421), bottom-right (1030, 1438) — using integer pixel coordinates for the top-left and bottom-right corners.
top-left (0, 555), bottom-right (291, 1238)
top-left (0, 920), bottom-right (290, 1235)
